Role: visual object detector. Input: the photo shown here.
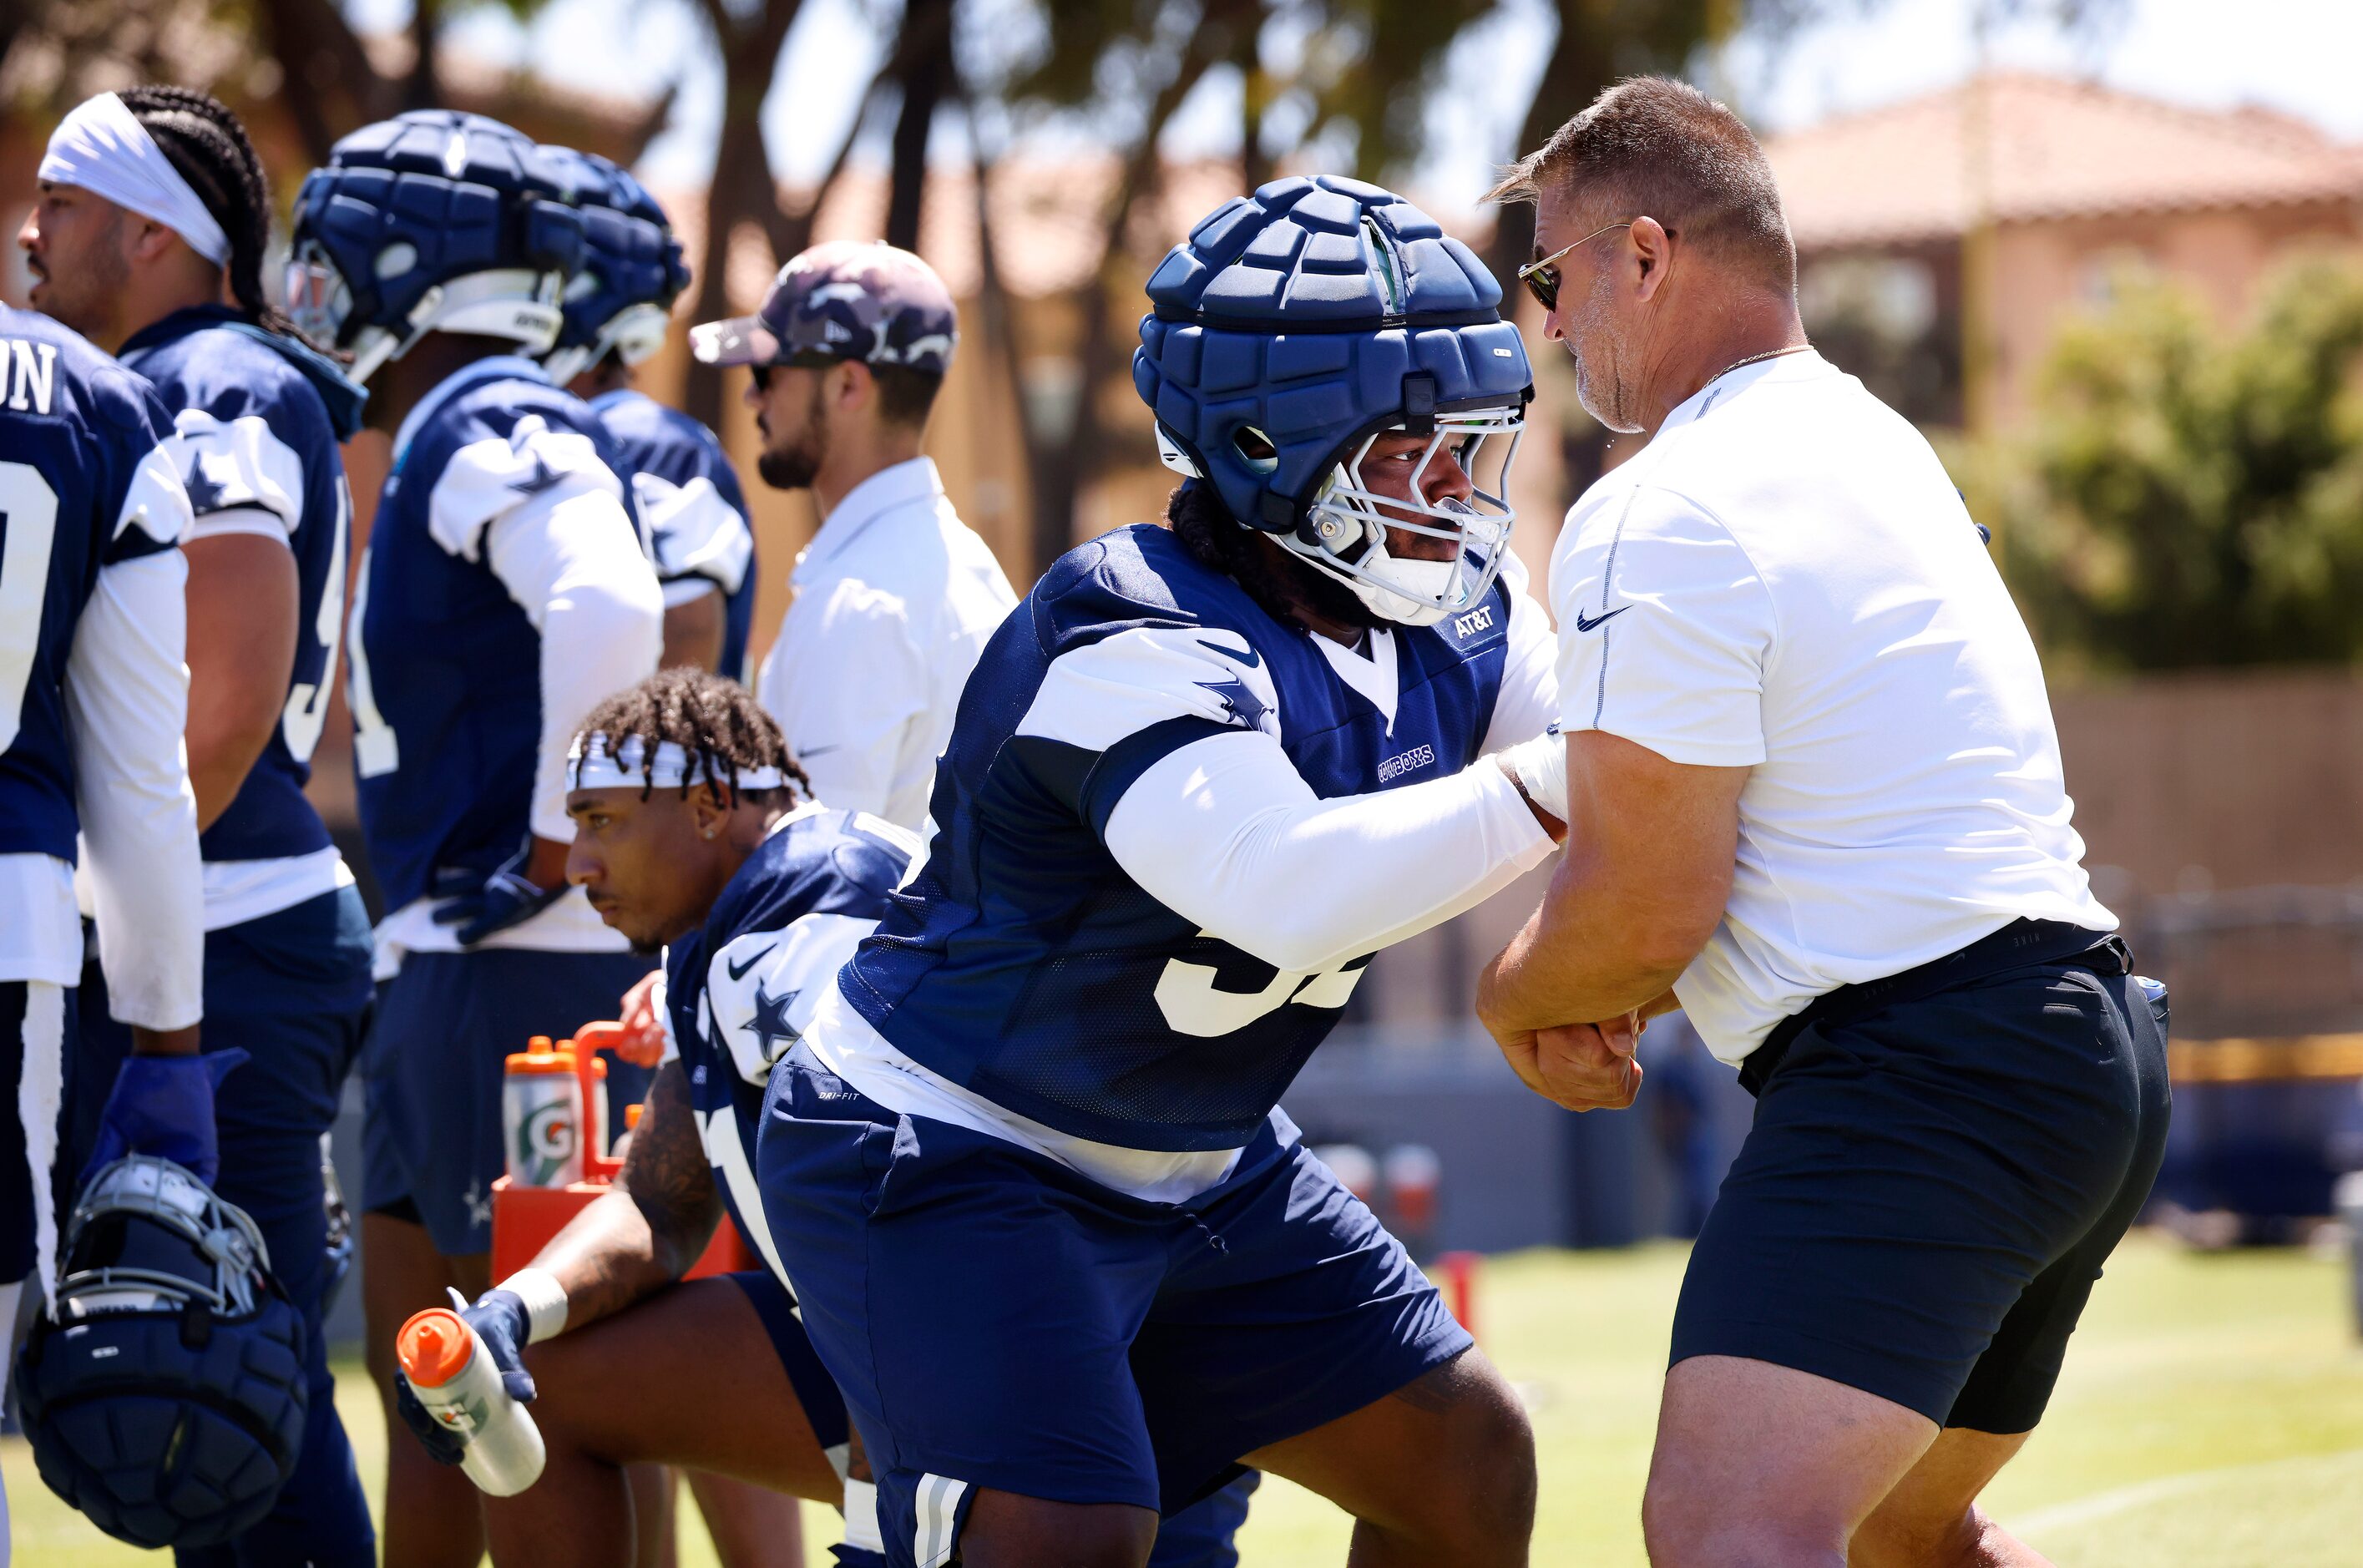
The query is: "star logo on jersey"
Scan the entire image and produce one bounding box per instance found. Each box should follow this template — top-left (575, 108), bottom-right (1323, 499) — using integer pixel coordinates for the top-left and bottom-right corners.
top-left (509, 453), bottom-right (564, 497)
top-left (1194, 638), bottom-right (1271, 733)
top-left (463, 1178), bottom-right (493, 1231)
top-left (182, 452), bottom-right (227, 514)
top-left (745, 980), bottom-right (801, 1060)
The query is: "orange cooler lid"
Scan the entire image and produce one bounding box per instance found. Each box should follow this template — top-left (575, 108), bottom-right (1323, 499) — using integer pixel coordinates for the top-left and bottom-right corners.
top-left (504, 1050), bottom-right (578, 1075)
top-left (397, 1308), bottom-right (474, 1388)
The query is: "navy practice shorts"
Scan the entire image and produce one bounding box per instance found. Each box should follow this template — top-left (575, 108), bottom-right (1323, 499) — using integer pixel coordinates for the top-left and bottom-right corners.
top-left (1672, 948), bottom-right (2172, 1433)
top-left (362, 946), bottom-right (655, 1256)
top-left (0, 979), bottom-right (71, 1289)
top-left (756, 1043), bottom-right (1469, 1568)
top-left (73, 885), bottom-right (380, 1567)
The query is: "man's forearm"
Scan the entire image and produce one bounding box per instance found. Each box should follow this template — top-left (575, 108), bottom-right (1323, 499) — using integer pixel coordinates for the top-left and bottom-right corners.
top-left (521, 1188), bottom-right (691, 1331)
top-left (1478, 852), bottom-right (1696, 1035)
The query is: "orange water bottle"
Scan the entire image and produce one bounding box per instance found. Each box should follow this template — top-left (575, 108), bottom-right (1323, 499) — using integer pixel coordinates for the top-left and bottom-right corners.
top-left (397, 1307), bottom-right (546, 1495)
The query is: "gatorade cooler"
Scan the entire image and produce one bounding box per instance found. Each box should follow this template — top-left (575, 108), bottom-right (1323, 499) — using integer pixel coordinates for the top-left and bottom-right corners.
top-left (491, 1021), bottom-right (756, 1282)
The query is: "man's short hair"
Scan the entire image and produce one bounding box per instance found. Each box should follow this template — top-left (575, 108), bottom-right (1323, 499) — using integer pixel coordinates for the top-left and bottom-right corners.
top-left (870, 362), bottom-right (944, 427)
top-left (1487, 76), bottom-right (1795, 293)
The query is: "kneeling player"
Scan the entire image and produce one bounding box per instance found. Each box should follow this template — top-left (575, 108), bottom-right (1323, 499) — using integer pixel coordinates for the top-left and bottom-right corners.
top-left (400, 672), bottom-right (1256, 1567)
top-left (756, 177), bottom-right (1583, 1567)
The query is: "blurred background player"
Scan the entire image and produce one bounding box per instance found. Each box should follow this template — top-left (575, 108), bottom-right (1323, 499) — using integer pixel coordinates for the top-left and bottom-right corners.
top-left (543, 148), bottom-right (758, 682)
top-left (284, 108), bottom-right (664, 1568)
top-left (755, 177), bottom-right (1570, 1568)
top-left (22, 85), bottom-right (379, 1566)
top-left (0, 294), bottom-right (204, 1557)
top-left (691, 240), bottom-right (1014, 832)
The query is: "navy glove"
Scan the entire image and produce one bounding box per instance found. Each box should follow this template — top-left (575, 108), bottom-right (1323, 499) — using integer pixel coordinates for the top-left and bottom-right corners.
top-left (432, 839), bottom-right (565, 946)
top-left (82, 1049), bottom-right (248, 1187)
top-left (394, 1287), bottom-right (536, 1466)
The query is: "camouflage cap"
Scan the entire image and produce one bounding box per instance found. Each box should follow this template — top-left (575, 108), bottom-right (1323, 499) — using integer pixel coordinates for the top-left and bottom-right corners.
top-left (689, 240), bottom-right (956, 376)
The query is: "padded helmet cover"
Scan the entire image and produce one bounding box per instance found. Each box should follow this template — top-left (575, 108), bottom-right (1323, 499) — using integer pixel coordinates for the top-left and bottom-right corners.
top-left (542, 145), bottom-right (690, 355)
top-left (16, 1156), bottom-right (307, 1550)
top-left (288, 109), bottom-right (582, 351)
top-left (1132, 175), bottom-right (1531, 535)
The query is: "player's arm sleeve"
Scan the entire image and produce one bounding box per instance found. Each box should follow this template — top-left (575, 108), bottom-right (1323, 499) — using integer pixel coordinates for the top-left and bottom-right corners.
top-left (770, 582), bottom-right (925, 819)
top-left (1479, 551), bottom-right (1561, 755)
top-left (1550, 488), bottom-right (1774, 767)
top-left (66, 443), bottom-right (204, 1030)
top-left (703, 913), bottom-right (880, 1086)
top-left (637, 472), bottom-right (754, 600)
top-left (460, 430), bottom-right (664, 842)
top-left (165, 408), bottom-right (306, 544)
top-left (1022, 625), bottom-right (1552, 975)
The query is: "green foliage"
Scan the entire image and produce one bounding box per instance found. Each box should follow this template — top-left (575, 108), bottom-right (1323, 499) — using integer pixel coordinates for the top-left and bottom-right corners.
top-left (1972, 256), bottom-right (2363, 670)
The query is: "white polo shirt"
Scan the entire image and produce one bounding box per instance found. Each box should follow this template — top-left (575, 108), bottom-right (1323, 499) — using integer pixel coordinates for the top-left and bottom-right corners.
top-left (1550, 350), bottom-right (2113, 1065)
top-left (756, 457), bottom-right (1018, 832)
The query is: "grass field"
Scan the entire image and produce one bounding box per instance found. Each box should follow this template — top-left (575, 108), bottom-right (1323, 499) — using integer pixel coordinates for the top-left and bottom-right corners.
top-left (12, 1232), bottom-right (2363, 1565)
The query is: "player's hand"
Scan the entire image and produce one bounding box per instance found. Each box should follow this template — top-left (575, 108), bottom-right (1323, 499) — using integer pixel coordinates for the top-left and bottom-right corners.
top-left (432, 836), bottom-right (569, 946)
top-left (81, 1048), bottom-right (250, 1187)
top-left (615, 970), bottom-right (668, 1067)
top-left (394, 1372), bottom-right (467, 1466)
top-left (1497, 1016), bottom-right (1642, 1112)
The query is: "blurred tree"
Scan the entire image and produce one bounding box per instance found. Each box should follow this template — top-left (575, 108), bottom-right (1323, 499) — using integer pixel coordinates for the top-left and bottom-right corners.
top-left (1971, 258), bottom-right (2363, 671)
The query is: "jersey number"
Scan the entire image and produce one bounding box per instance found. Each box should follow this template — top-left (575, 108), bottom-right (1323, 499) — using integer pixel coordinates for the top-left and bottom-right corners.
top-left (1153, 944), bottom-right (1367, 1038)
top-left (0, 463), bottom-right (61, 754)
top-left (280, 476), bottom-right (351, 763)
top-left (345, 542), bottom-right (399, 777)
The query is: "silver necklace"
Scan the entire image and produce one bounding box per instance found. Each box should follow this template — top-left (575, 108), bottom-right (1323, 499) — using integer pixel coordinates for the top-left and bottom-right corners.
top-left (1712, 342), bottom-right (1812, 383)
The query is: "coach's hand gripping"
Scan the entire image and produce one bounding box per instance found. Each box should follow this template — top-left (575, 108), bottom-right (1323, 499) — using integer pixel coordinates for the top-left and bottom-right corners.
top-left (395, 1286), bottom-right (548, 1495)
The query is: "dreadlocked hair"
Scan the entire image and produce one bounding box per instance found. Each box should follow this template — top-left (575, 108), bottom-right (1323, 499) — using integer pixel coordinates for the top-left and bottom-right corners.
top-left (1164, 478), bottom-right (1382, 634)
top-left (577, 669), bottom-right (812, 807)
top-left (117, 86), bottom-right (293, 336)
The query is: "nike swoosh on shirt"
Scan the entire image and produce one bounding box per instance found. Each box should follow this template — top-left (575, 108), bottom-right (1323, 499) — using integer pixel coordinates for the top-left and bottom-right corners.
top-left (726, 944), bottom-right (777, 982)
top-left (1573, 606), bottom-right (1631, 633)
top-left (796, 744), bottom-right (843, 760)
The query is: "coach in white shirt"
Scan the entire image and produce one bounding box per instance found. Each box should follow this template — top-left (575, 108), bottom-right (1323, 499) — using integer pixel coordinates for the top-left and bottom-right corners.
top-left (692, 240), bottom-right (1016, 832)
top-left (1475, 79), bottom-right (2170, 1568)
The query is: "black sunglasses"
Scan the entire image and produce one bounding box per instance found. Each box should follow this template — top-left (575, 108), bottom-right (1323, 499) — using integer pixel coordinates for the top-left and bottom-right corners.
top-left (1515, 220), bottom-right (1673, 312)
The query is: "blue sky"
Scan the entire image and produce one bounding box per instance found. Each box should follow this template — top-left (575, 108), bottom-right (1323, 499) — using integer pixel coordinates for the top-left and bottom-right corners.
top-left (363, 0), bottom-right (2363, 196)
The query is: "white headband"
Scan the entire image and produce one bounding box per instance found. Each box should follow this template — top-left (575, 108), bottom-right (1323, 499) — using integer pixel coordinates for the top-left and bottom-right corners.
top-left (39, 93), bottom-right (231, 267)
top-left (567, 732), bottom-right (788, 794)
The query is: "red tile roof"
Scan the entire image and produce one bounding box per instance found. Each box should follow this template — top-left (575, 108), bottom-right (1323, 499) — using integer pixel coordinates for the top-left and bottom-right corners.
top-left (1765, 71), bottom-right (2363, 249)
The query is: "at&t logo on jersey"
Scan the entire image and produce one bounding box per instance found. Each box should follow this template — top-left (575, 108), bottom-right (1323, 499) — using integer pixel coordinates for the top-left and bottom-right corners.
top-left (1450, 604), bottom-right (1495, 640)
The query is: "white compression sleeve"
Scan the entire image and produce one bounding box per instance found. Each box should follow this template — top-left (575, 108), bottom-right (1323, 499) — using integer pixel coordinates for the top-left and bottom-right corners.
top-left (65, 550), bottom-right (204, 1029)
top-left (1102, 729), bottom-right (1555, 976)
top-left (485, 488), bottom-right (665, 842)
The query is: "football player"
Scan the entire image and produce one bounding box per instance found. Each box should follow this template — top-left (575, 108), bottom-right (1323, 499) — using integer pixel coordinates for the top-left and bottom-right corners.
top-left (754, 176), bottom-right (1583, 1568)
top-left (283, 109), bottom-right (665, 1568)
top-left (402, 671), bottom-right (1263, 1568)
top-left (23, 85), bottom-right (378, 1565)
top-left (0, 299), bottom-right (204, 1557)
top-left (541, 149), bottom-right (758, 682)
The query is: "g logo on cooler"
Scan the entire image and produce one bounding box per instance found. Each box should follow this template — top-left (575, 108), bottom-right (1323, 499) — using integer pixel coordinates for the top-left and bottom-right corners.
top-left (519, 1101), bottom-right (576, 1185)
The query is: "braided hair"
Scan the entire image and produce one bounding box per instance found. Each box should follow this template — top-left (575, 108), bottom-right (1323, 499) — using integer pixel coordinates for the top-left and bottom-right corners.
top-left (116, 85), bottom-right (292, 335)
top-left (576, 669), bottom-right (812, 807)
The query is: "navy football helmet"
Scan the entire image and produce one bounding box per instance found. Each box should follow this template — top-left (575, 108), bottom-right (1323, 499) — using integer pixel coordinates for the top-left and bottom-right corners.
top-left (285, 109), bottom-right (582, 385)
top-left (16, 1156), bottom-right (307, 1550)
top-left (1133, 175), bottom-right (1532, 626)
top-left (540, 146), bottom-right (690, 385)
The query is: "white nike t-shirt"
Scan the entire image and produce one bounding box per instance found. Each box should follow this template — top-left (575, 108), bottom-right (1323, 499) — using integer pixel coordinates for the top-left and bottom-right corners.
top-left (1550, 350), bottom-right (2113, 1065)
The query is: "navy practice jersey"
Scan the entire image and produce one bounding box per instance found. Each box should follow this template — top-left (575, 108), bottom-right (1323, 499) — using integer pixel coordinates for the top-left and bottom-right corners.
top-left (119, 306), bottom-right (362, 865)
top-left (662, 805), bottom-right (914, 1272)
top-left (350, 357), bottom-right (645, 911)
top-left (589, 388), bottom-right (757, 683)
top-left (0, 304), bottom-right (188, 866)
top-left (840, 522), bottom-right (1518, 1153)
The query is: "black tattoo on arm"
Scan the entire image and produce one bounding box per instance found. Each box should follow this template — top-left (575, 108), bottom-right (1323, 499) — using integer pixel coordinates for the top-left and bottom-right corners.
top-left (525, 1062), bottom-right (725, 1331)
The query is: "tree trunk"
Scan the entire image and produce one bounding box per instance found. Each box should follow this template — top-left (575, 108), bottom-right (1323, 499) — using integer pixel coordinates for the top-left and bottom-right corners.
top-left (251, 0), bottom-right (392, 164)
top-left (403, 0), bottom-right (442, 110)
top-left (1482, 13), bottom-right (1619, 295)
top-left (884, 0), bottom-right (954, 252)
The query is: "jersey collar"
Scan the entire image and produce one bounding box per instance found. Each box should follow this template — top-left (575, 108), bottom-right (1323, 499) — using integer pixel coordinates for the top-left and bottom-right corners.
top-left (797, 456), bottom-right (944, 581)
top-left (393, 354), bottom-right (553, 469)
top-left (117, 303), bottom-right (242, 357)
top-left (1659, 346), bottom-right (1834, 437)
